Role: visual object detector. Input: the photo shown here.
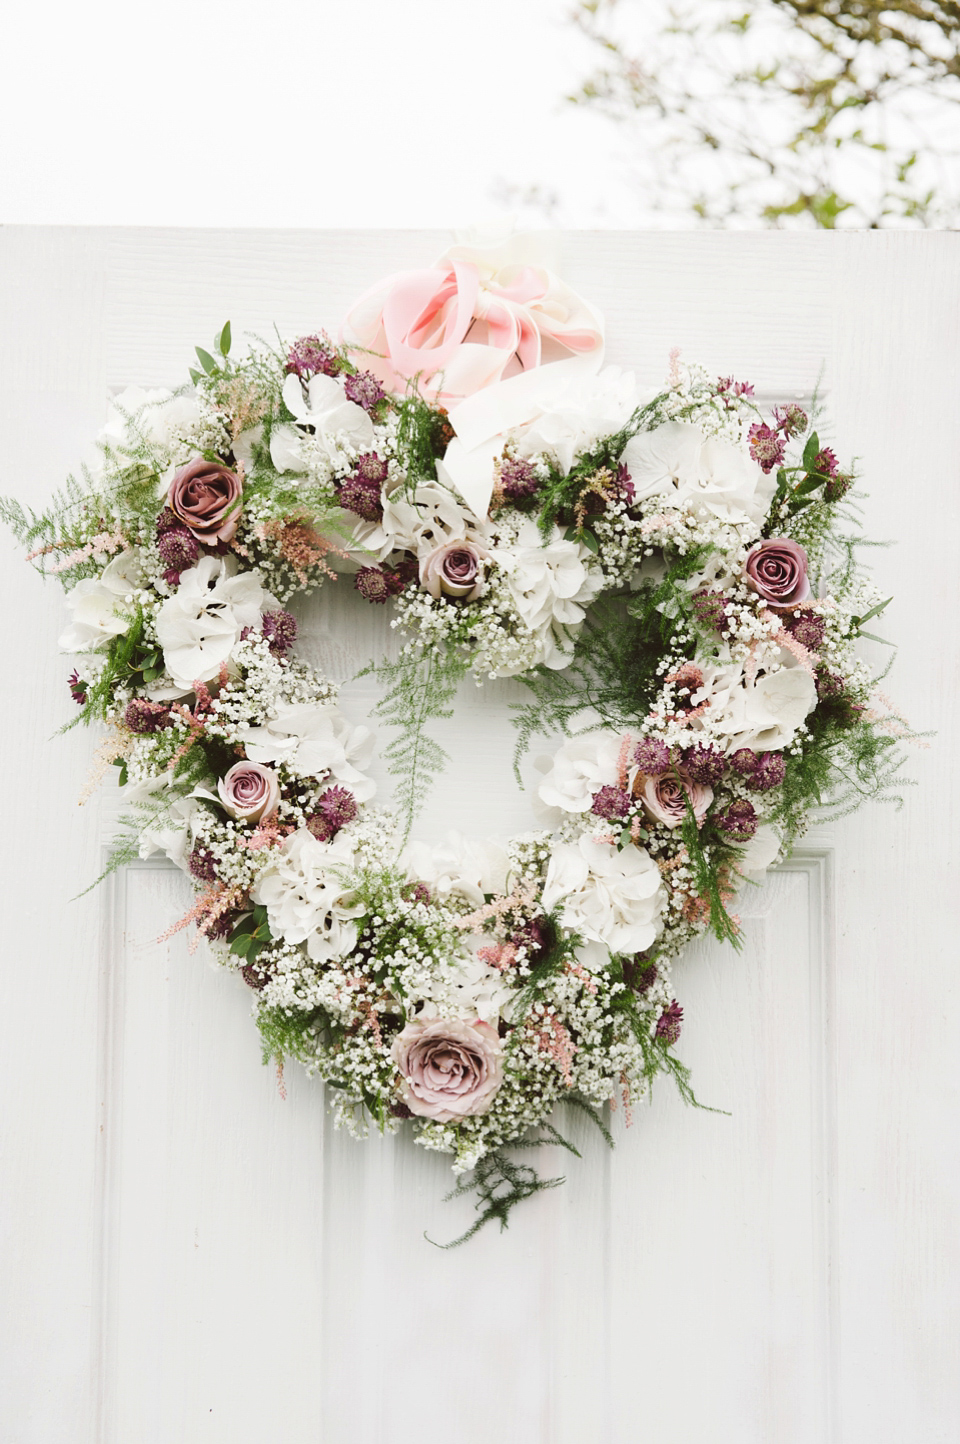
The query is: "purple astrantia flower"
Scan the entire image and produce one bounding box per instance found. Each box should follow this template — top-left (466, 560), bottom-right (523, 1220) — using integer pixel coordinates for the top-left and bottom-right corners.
top-left (825, 472), bottom-right (853, 503)
top-left (419, 538), bottom-right (488, 602)
top-left (124, 698), bottom-right (169, 735)
top-left (748, 422), bottom-right (786, 474)
top-left (633, 737), bottom-right (670, 776)
top-left (729, 748), bottom-right (760, 778)
top-left (155, 506), bottom-right (183, 535)
top-left (715, 798), bottom-right (758, 839)
top-left (692, 589), bottom-right (733, 635)
top-left (352, 452), bottom-right (389, 484)
top-left (511, 916), bottom-right (548, 962)
top-left (343, 370), bottom-right (385, 412)
top-left (318, 785), bottom-right (357, 833)
top-left (682, 744), bottom-right (726, 787)
top-left (747, 752), bottom-right (786, 791)
top-left (655, 1000), bottom-right (684, 1044)
top-left (813, 447), bottom-right (839, 477)
top-left (241, 963), bottom-right (272, 991)
top-left (815, 667), bottom-right (846, 700)
top-left (499, 456), bottom-right (541, 503)
top-left (286, 334), bottom-right (341, 379)
top-left (188, 846), bottom-right (218, 883)
top-left (591, 785), bottom-right (632, 821)
top-left (157, 526), bottom-right (199, 574)
top-left (615, 461), bottom-right (635, 505)
top-left (744, 538), bottom-right (811, 611)
top-left (717, 376), bottom-right (755, 400)
top-left (623, 956), bottom-right (657, 993)
top-left (354, 566), bottom-right (404, 604)
top-left (68, 670), bottom-right (87, 705)
top-left (789, 610), bottom-right (826, 651)
top-left (772, 403), bottom-right (808, 438)
top-left (261, 609), bottom-right (298, 654)
top-left (338, 473), bottom-right (383, 521)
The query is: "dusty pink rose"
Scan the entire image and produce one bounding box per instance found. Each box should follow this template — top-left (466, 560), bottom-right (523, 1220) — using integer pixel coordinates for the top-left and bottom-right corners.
top-left (419, 538), bottom-right (488, 601)
top-left (217, 761), bottom-right (281, 823)
top-left (168, 458), bottom-right (243, 545)
top-left (391, 1016), bottom-right (503, 1122)
top-left (639, 770), bottom-right (713, 829)
top-left (744, 539), bottom-right (811, 612)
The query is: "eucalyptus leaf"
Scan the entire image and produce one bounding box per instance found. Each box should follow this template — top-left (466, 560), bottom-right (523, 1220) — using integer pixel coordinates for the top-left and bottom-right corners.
top-left (195, 346), bottom-right (218, 376)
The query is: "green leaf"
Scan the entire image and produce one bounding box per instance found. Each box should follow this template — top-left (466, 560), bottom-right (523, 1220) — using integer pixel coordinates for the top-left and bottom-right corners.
top-left (792, 471), bottom-right (828, 498)
top-left (219, 320), bottom-right (232, 356)
top-left (188, 368), bottom-right (203, 386)
top-left (231, 933), bottom-right (253, 958)
top-left (619, 826), bottom-right (632, 849)
top-left (563, 525), bottom-right (599, 553)
top-left (141, 668), bottom-right (160, 683)
top-left (112, 757), bottom-right (128, 787)
top-left (854, 596), bottom-right (892, 628)
top-left (195, 346), bottom-right (218, 376)
top-left (801, 431), bottom-right (820, 470)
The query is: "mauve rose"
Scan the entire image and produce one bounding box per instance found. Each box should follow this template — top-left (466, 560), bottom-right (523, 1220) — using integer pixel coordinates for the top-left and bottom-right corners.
top-left (391, 1016), bottom-right (503, 1122)
top-left (639, 769), bottom-right (713, 829)
top-left (419, 538), bottom-right (488, 602)
top-left (168, 458), bottom-right (243, 545)
top-left (744, 539), bottom-right (811, 612)
top-left (217, 761), bottom-right (281, 823)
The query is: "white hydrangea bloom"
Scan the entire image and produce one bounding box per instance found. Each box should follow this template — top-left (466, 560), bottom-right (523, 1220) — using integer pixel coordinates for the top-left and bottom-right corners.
top-left (238, 700), bottom-right (377, 801)
top-left (541, 836), bottom-right (665, 958)
top-left (492, 518), bottom-right (602, 670)
top-left (401, 831), bottom-right (510, 908)
top-left (155, 556), bottom-right (275, 689)
top-left (515, 365), bottom-right (646, 474)
top-left (623, 421), bottom-right (775, 525)
top-left (270, 372), bottom-right (375, 474)
top-left (252, 828), bottom-right (364, 963)
top-left (59, 549), bottom-right (144, 653)
top-left (534, 731), bottom-right (623, 824)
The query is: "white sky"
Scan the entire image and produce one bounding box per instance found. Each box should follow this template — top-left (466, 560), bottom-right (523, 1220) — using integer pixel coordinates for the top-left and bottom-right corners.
top-left (1, 0), bottom-right (637, 227)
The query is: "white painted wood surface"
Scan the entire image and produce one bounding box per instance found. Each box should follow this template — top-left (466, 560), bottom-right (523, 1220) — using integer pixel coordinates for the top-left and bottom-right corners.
top-left (1, 229), bottom-right (957, 1443)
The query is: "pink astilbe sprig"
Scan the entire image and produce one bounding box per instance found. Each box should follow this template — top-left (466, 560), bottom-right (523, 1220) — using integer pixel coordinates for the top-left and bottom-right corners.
top-left (476, 941), bottom-right (519, 972)
top-left (29, 527), bottom-right (128, 570)
top-left (565, 959), bottom-right (598, 995)
top-left (157, 883), bottom-right (243, 954)
top-left (453, 878), bottom-right (541, 933)
top-left (529, 1010), bottom-right (578, 1087)
top-left (167, 681), bottom-right (217, 772)
top-left (255, 513), bottom-right (350, 587)
top-left (78, 724), bottom-right (133, 805)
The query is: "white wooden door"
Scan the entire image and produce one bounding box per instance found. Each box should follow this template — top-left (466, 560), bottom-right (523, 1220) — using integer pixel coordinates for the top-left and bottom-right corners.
top-left (2, 229), bottom-right (957, 1444)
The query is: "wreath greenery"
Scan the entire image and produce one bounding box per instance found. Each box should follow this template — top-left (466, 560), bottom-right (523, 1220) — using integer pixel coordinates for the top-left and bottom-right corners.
top-left (1, 238), bottom-right (913, 1242)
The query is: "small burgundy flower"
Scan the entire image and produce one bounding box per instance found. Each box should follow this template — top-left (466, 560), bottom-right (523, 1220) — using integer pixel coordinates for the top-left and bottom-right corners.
top-left (163, 567), bottom-right (184, 589)
top-left (729, 748), bottom-right (759, 778)
top-left (812, 447), bottom-right (839, 477)
top-left (188, 846), bottom-right (218, 883)
top-left (318, 785), bottom-right (357, 833)
top-left (747, 751), bottom-right (786, 791)
top-left (655, 1000), bottom-right (684, 1045)
top-left (772, 403), bottom-right (808, 438)
top-left (338, 473), bottom-right (383, 521)
top-left (692, 589), bottom-right (733, 635)
top-left (155, 506), bottom-right (183, 535)
top-left (717, 376), bottom-right (754, 400)
top-left (745, 538), bottom-right (811, 612)
top-left (67, 670), bottom-right (87, 706)
top-left (168, 458), bottom-right (243, 545)
top-left (716, 798), bottom-right (759, 840)
top-left (286, 334), bottom-right (341, 379)
top-left (388, 1100), bottom-right (414, 1119)
top-left (343, 370), bottom-right (385, 412)
top-left (816, 667), bottom-right (845, 700)
top-left (510, 917), bottom-right (548, 962)
top-left (591, 785), bottom-right (632, 821)
top-left (499, 456), bottom-right (541, 503)
top-left (353, 452), bottom-right (389, 484)
top-left (825, 473), bottom-right (853, 503)
top-left (241, 963), bottom-right (272, 991)
top-left (354, 566), bottom-right (396, 604)
top-left (682, 744), bottom-right (726, 787)
top-left (748, 422), bottom-right (786, 474)
top-left (623, 956), bottom-right (657, 993)
top-left (261, 609), bottom-right (298, 654)
top-left (789, 610), bottom-right (826, 651)
top-left (615, 461), bottom-right (635, 505)
top-left (125, 698), bottom-right (169, 735)
top-left (633, 737), bottom-right (670, 776)
top-left (157, 526), bottom-right (199, 573)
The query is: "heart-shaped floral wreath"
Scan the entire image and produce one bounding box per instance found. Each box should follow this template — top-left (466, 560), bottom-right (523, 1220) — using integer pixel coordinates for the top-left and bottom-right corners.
top-left (3, 237), bottom-right (912, 1243)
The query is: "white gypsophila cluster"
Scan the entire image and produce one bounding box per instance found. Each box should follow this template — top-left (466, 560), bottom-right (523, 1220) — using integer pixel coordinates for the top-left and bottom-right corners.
top-left (654, 360), bottom-right (756, 445)
top-left (202, 634), bottom-right (339, 747)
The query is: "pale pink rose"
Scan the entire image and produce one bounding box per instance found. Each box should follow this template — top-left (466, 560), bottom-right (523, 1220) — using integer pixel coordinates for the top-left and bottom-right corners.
top-left (744, 538), bottom-right (811, 612)
top-left (392, 1016), bottom-right (503, 1122)
top-left (217, 761), bottom-right (281, 823)
top-left (168, 458), bottom-right (243, 545)
top-left (418, 538), bottom-right (488, 601)
top-left (639, 770), bottom-right (713, 829)
top-left (340, 240), bottom-right (603, 402)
